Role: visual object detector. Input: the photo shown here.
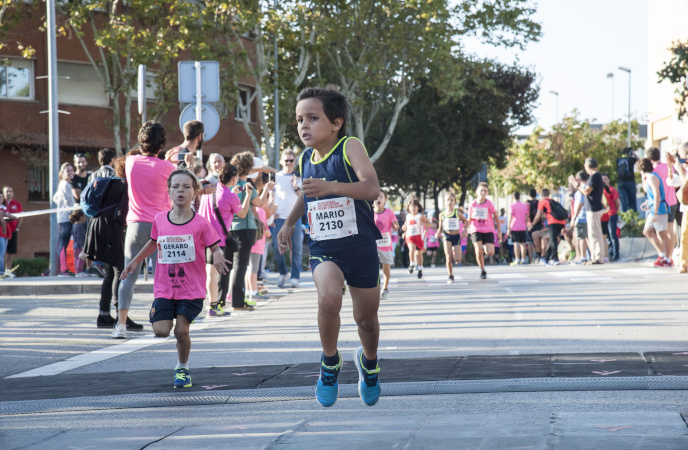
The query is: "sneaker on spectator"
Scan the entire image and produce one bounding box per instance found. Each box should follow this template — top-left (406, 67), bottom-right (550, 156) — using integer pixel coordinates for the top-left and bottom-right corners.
top-left (653, 256), bottom-right (665, 267)
top-left (277, 274), bottom-right (286, 288)
top-left (58, 271), bottom-right (75, 277)
top-left (75, 272), bottom-right (87, 278)
top-left (111, 323), bottom-right (126, 339)
top-left (548, 260), bottom-right (560, 266)
top-left (290, 278), bottom-right (299, 288)
top-left (208, 305), bottom-right (229, 316)
top-left (539, 258), bottom-right (548, 265)
top-left (663, 259), bottom-right (673, 268)
top-left (4, 269), bottom-right (15, 278)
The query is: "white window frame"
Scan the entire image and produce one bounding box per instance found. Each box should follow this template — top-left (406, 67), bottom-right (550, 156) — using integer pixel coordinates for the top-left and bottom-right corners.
top-left (236, 85), bottom-right (253, 123)
top-left (0, 57), bottom-right (34, 101)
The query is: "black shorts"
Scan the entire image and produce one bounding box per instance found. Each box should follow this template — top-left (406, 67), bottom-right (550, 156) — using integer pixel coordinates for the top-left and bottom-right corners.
top-left (601, 221), bottom-right (609, 236)
top-left (6, 231), bottom-right (17, 254)
top-left (150, 298), bottom-right (203, 324)
top-left (310, 243), bottom-right (380, 289)
top-left (470, 232), bottom-right (494, 245)
top-left (510, 230), bottom-right (527, 243)
top-left (444, 233), bottom-right (461, 246)
top-left (669, 203), bottom-right (679, 223)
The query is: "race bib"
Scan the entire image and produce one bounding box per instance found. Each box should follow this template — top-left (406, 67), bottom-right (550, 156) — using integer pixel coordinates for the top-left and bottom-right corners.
top-left (407, 223), bottom-right (421, 237)
top-left (157, 235), bottom-right (196, 264)
top-left (472, 207), bottom-right (489, 220)
top-left (308, 197), bottom-right (358, 241)
top-left (443, 217), bottom-right (460, 231)
top-left (376, 232), bottom-right (391, 248)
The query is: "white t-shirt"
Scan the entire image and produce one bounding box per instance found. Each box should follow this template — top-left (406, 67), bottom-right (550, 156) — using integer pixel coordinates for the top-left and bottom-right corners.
top-left (274, 171), bottom-right (302, 219)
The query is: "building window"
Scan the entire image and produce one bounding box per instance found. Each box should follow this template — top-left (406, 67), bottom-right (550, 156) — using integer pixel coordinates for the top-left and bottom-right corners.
top-left (236, 86), bottom-right (253, 123)
top-left (58, 61), bottom-right (109, 107)
top-left (27, 167), bottom-right (49, 202)
top-left (0, 58), bottom-right (33, 101)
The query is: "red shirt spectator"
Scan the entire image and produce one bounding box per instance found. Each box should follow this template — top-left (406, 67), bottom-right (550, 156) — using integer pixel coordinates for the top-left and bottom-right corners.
top-left (537, 198), bottom-right (567, 225)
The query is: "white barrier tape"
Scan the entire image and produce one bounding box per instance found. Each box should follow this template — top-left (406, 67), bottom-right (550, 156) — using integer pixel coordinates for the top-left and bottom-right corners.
top-left (11, 206), bottom-right (80, 219)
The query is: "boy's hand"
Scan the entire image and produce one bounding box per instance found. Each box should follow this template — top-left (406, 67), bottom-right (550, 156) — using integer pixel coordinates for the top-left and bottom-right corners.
top-left (277, 223), bottom-right (295, 254)
top-left (213, 250), bottom-right (231, 275)
top-left (302, 178), bottom-right (332, 198)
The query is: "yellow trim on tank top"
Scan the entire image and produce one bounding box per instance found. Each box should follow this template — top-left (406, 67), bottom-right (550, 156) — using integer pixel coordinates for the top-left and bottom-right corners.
top-left (343, 137), bottom-right (368, 167)
top-left (310, 136), bottom-right (348, 165)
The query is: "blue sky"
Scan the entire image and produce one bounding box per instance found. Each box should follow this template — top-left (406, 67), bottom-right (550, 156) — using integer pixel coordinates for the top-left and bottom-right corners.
top-left (461, 0), bottom-right (648, 134)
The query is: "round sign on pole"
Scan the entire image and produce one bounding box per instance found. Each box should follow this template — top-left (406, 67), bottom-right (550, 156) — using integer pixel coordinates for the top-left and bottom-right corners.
top-left (179, 103), bottom-right (221, 142)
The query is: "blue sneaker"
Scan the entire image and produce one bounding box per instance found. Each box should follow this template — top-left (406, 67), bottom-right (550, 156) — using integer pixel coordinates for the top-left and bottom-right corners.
top-left (354, 346), bottom-right (380, 406)
top-left (315, 352), bottom-right (341, 407)
top-left (174, 368), bottom-right (192, 388)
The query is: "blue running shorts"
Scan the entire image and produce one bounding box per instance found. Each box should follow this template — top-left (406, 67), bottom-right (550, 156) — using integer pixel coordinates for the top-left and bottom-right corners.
top-left (310, 243), bottom-right (380, 289)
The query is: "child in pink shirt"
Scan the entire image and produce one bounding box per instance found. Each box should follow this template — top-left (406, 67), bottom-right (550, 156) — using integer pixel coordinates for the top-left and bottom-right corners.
top-left (120, 170), bottom-right (230, 389)
top-left (466, 182), bottom-right (502, 279)
top-left (374, 190), bottom-right (399, 299)
top-left (508, 192), bottom-right (529, 264)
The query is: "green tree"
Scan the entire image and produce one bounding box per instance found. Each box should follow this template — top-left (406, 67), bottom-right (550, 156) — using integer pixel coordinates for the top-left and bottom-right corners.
top-left (495, 113), bottom-right (645, 192)
top-left (375, 59), bottom-right (538, 211)
top-left (657, 40), bottom-right (688, 120)
top-left (0, 0), bottom-right (36, 58)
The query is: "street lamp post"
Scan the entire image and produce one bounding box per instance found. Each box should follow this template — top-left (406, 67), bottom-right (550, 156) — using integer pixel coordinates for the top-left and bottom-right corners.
top-left (619, 66), bottom-right (631, 148)
top-left (606, 72), bottom-right (614, 121)
top-left (549, 90), bottom-right (559, 124)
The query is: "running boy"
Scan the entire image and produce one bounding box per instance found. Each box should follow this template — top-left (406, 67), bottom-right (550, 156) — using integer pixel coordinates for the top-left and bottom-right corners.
top-left (436, 192), bottom-right (468, 283)
top-left (466, 182), bottom-right (502, 279)
top-left (374, 190), bottom-right (399, 300)
top-left (120, 170), bottom-right (230, 388)
top-left (402, 197), bottom-right (434, 279)
top-left (278, 86), bottom-right (383, 407)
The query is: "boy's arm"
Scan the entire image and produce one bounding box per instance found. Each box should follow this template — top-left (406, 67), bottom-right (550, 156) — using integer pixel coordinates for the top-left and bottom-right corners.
top-left (120, 240), bottom-right (157, 280)
top-left (301, 140), bottom-right (380, 201)
top-left (392, 220), bottom-right (399, 231)
top-left (209, 243), bottom-right (230, 275)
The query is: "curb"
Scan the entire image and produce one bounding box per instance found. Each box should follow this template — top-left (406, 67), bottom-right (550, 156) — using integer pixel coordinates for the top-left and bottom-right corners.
top-left (3, 376), bottom-right (688, 416)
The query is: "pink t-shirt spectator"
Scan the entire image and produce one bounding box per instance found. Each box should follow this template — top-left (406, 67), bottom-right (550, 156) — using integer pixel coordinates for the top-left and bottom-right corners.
top-left (468, 199), bottom-right (496, 234)
top-left (374, 208), bottom-right (397, 252)
top-left (653, 162), bottom-right (677, 206)
top-left (197, 184), bottom-right (241, 240)
top-left (126, 155), bottom-right (175, 224)
top-left (152, 211), bottom-right (220, 300)
top-left (250, 207), bottom-right (268, 254)
top-left (509, 201), bottom-right (529, 232)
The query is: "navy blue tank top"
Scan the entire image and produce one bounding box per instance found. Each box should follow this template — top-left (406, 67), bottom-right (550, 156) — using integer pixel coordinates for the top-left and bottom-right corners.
top-left (299, 136), bottom-right (382, 254)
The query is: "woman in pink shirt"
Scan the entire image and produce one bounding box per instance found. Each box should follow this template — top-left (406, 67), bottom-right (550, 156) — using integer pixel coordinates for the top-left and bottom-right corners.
top-left (114, 122), bottom-right (176, 338)
top-left (508, 192), bottom-right (529, 265)
top-left (466, 182), bottom-right (502, 280)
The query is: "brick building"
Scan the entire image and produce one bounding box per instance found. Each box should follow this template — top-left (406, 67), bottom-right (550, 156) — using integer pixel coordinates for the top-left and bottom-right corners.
top-left (0, 12), bottom-right (259, 259)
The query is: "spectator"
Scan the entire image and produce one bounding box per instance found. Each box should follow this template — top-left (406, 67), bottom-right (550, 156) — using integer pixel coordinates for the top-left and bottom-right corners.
top-left (197, 163), bottom-right (250, 315)
top-left (570, 171), bottom-right (590, 264)
top-left (271, 149), bottom-right (303, 288)
top-left (616, 147), bottom-right (638, 212)
top-left (645, 147), bottom-right (679, 253)
top-left (637, 157), bottom-right (672, 267)
top-left (526, 188), bottom-right (543, 263)
top-left (114, 121), bottom-right (174, 338)
top-left (70, 209), bottom-right (87, 276)
top-left (84, 156), bottom-right (128, 328)
top-left (569, 157), bottom-right (605, 264)
top-left (89, 148), bottom-right (116, 183)
top-left (508, 192), bottom-right (529, 265)
top-left (0, 191), bottom-right (17, 278)
top-left (52, 162), bottom-right (76, 276)
top-left (193, 161), bottom-right (207, 181)
top-left (228, 152), bottom-right (268, 310)
top-left (531, 188), bottom-right (567, 265)
top-left (71, 153), bottom-right (92, 202)
top-left (246, 173), bottom-right (276, 302)
top-left (602, 173), bottom-right (621, 261)
top-left (3, 186), bottom-right (23, 277)
top-left (164, 120), bottom-right (204, 170)
top-left (666, 145), bottom-right (688, 272)
top-left (205, 153), bottom-right (226, 187)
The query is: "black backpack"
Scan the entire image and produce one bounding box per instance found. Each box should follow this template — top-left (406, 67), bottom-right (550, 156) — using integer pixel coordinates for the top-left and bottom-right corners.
top-left (80, 177), bottom-right (119, 217)
top-left (617, 158), bottom-right (633, 179)
top-left (548, 199), bottom-right (568, 221)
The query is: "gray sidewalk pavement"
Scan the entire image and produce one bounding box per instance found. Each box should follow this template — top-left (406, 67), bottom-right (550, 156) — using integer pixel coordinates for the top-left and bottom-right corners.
top-left (2, 262), bottom-right (688, 448)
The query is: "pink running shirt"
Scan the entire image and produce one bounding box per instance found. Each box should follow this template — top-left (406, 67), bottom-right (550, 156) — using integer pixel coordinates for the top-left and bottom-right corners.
top-left (152, 211), bottom-right (220, 300)
top-left (126, 155), bottom-right (175, 224)
top-left (374, 208), bottom-right (397, 252)
top-left (509, 201), bottom-right (529, 232)
top-left (468, 199), bottom-right (496, 234)
top-left (197, 184), bottom-right (241, 240)
top-left (250, 207), bottom-right (268, 254)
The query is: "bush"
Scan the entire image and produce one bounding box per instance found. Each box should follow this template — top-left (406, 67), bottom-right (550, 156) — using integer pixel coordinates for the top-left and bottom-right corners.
top-left (11, 257), bottom-right (49, 277)
top-left (618, 210), bottom-right (645, 238)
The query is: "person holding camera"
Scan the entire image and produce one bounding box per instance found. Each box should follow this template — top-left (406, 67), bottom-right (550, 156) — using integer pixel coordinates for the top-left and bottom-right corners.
top-left (165, 120), bottom-right (204, 170)
top-left (616, 147), bottom-right (638, 212)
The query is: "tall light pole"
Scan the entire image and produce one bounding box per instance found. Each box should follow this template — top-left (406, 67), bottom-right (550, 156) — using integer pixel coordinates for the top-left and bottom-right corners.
top-left (46, 0), bottom-right (60, 275)
top-left (273, 0), bottom-right (279, 167)
top-left (606, 72), bottom-right (614, 121)
top-left (619, 66), bottom-right (631, 148)
top-left (549, 90), bottom-right (559, 124)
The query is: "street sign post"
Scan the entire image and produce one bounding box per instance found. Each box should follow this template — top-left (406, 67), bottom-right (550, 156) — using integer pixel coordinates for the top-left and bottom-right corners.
top-left (138, 64), bottom-right (146, 123)
top-left (178, 61), bottom-right (221, 156)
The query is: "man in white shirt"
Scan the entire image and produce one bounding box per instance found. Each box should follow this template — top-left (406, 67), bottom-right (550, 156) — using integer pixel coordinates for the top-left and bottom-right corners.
top-left (271, 149), bottom-right (303, 288)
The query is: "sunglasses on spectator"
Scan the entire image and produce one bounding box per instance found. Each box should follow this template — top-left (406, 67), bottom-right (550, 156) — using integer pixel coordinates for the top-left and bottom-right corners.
top-left (74, 153), bottom-right (86, 158)
top-left (283, 159), bottom-right (294, 163)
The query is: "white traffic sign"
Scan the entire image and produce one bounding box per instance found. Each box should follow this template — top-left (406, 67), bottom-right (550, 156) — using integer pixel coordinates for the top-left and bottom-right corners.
top-left (178, 61), bottom-right (220, 103)
top-left (179, 103), bottom-right (220, 142)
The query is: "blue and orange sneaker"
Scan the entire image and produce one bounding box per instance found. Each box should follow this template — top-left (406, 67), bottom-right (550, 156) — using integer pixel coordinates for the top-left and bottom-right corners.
top-left (174, 368), bottom-right (192, 388)
top-left (315, 352), bottom-right (341, 407)
top-left (354, 347), bottom-right (380, 406)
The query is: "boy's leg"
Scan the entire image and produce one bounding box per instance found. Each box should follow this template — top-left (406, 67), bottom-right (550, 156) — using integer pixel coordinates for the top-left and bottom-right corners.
top-left (152, 320), bottom-right (173, 338)
top-left (312, 261), bottom-right (345, 357)
top-left (174, 315), bottom-right (192, 364)
top-left (349, 285), bottom-right (380, 362)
